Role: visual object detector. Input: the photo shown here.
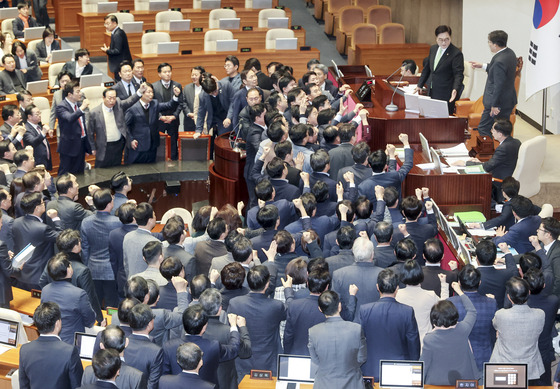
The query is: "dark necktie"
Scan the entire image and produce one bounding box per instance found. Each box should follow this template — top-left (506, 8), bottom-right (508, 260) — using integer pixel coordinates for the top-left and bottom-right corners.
top-left (127, 83), bottom-right (132, 97)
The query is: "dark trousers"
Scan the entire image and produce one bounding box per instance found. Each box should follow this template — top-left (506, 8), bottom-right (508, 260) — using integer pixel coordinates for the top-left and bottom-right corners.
top-left (529, 361), bottom-right (551, 386)
top-left (478, 106), bottom-right (514, 137)
top-left (93, 279), bottom-right (118, 309)
top-left (95, 138), bottom-right (125, 168)
top-left (133, 148), bottom-right (157, 164)
top-left (58, 138), bottom-right (87, 175)
top-left (32, 0), bottom-right (49, 26)
top-left (158, 121), bottom-right (179, 160)
top-left (113, 71), bottom-right (121, 82)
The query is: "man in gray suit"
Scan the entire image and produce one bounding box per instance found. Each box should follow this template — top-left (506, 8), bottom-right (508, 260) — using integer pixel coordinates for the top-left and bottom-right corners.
top-left (470, 30), bottom-right (518, 137)
top-left (162, 215), bottom-right (196, 283)
top-left (308, 290), bottom-right (367, 389)
top-left (490, 277), bottom-right (545, 381)
top-left (88, 85), bottom-right (144, 168)
top-left (123, 202), bottom-right (160, 278)
top-left (0, 54), bottom-right (26, 95)
top-left (81, 325), bottom-right (146, 389)
top-left (47, 173), bottom-right (93, 231)
top-left (49, 71), bottom-right (72, 139)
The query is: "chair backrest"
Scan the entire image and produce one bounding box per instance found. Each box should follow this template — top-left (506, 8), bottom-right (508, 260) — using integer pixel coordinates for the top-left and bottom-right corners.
top-left (338, 6), bottom-right (364, 32)
top-left (155, 10), bottom-right (183, 31)
top-left (350, 23), bottom-right (377, 48)
top-left (327, 0), bottom-right (352, 13)
top-left (366, 5), bottom-right (391, 27)
top-left (539, 204), bottom-right (553, 218)
top-left (81, 85), bottom-right (106, 109)
top-left (192, 0), bottom-right (202, 8)
top-left (160, 208), bottom-right (193, 230)
top-left (379, 22), bottom-right (405, 44)
top-left (354, 0), bottom-right (377, 10)
top-left (0, 308), bottom-right (29, 346)
top-left (461, 60), bottom-right (474, 100)
top-left (48, 62), bottom-right (65, 87)
top-left (26, 39), bottom-right (42, 56)
top-left (141, 32), bottom-right (171, 54)
top-left (265, 28), bottom-right (295, 49)
top-left (203, 29), bottom-right (234, 51)
top-left (512, 135), bottom-right (547, 197)
top-left (257, 8), bottom-right (286, 28)
top-left (134, 0), bottom-right (149, 11)
top-left (82, 0), bottom-right (104, 12)
top-left (33, 96), bottom-right (51, 124)
top-left (208, 9), bottom-right (237, 29)
top-left (1, 19), bottom-right (14, 38)
top-left (108, 12), bottom-right (135, 29)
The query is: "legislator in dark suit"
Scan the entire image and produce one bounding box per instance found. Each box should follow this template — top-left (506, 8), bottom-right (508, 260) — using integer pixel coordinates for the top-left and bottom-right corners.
top-left (12, 16), bottom-right (38, 39)
top-left (194, 239), bottom-right (227, 278)
top-left (88, 90), bottom-right (139, 168)
top-left (81, 363), bottom-right (145, 389)
top-left (477, 250), bottom-right (517, 309)
top-left (417, 41), bottom-right (464, 113)
top-left (125, 333), bottom-right (163, 389)
top-left (328, 142), bottom-right (354, 181)
top-left (19, 335), bottom-right (84, 389)
top-left (46, 195), bottom-right (93, 231)
top-left (283, 294), bottom-right (325, 356)
top-left (124, 93), bottom-right (178, 164)
top-left (373, 245), bottom-right (397, 268)
top-left (35, 40), bottom-right (61, 63)
top-left (163, 243), bottom-right (196, 283)
top-left (0, 67), bottom-right (26, 95)
top-left (112, 79), bottom-right (137, 101)
top-left (360, 297), bottom-right (420, 378)
top-left (493, 215), bottom-right (541, 254)
top-left (308, 315), bottom-right (366, 389)
top-left (23, 120), bottom-right (52, 170)
top-left (56, 96), bottom-right (92, 175)
top-left (61, 61), bottom-right (94, 80)
top-left (152, 79), bottom-right (183, 160)
top-left (108, 223), bottom-right (137, 297)
top-left (391, 213), bottom-right (438, 267)
top-left (159, 372), bottom-right (215, 389)
top-left (40, 280), bottom-right (96, 344)
top-left (246, 199), bottom-right (296, 231)
top-left (482, 135), bottom-right (521, 180)
top-left (195, 81), bottom-right (234, 136)
top-left (422, 264), bottom-right (458, 297)
top-left (14, 51), bottom-right (42, 83)
top-left (105, 26), bottom-right (132, 80)
top-left (300, 171), bottom-right (337, 203)
top-left (12, 214), bottom-right (62, 290)
top-left (477, 42), bottom-right (518, 137)
top-left (0, 239), bottom-right (19, 308)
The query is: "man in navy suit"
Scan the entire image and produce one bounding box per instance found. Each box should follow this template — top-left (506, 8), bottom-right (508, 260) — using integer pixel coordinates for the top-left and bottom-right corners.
top-left (101, 15), bottom-right (132, 81)
top-left (23, 104), bottom-right (53, 170)
top-left (243, 102), bottom-right (267, 207)
top-left (124, 82), bottom-right (180, 164)
top-left (19, 302), bottom-right (84, 389)
top-left (422, 238), bottom-right (458, 296)
top-left (476, 240), bottom-right (517, 309)
top-left (360, 268), bottom-right (420, 379)
top-left (373, 221), bottom-right (398, 268)
top-left (285, 193), bottom-right (340, 244)
top-left (300, 149), bottom-right (337, 201)
top-left (325, 226), bottom-right (356, 276)
top-left (112, 61), bottom-right (138, 100)
top-left (41, 252), bottom-right (96, 344)
top-left (227, 69), bottom-right (262, 131)
top-left (79, 348), bottom-right (122, 389)
top-left (160, 343), bottom-right (215, 389)
top-left (416, 25), bottom-right (464, 114)
top-left (251, 157), bottom-right (302, 202)
top-left (337, 142), bottom-right (372, 188)
top-left (246, 180), bottom-right (296, 231)
top-left (470, 30), bottom-right (518, 137)
top-left (494, 196), bottom-right (541, 254)
top-left (56, 80), bottom-right (92, 175)
top-left (193, 77), bottom-right (234, 138)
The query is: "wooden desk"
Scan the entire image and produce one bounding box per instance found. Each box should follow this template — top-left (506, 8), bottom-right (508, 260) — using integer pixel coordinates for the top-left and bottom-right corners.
top-left (79, 7), bottom-right (290, 57)
top-left (353, 43), bottom-right (430, 74)
top-left (134, 48), bottom-right (319, 82)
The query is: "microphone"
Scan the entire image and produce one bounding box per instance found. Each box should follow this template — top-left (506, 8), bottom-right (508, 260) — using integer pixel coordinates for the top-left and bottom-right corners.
top-left (229, 122), bottom-right (242, 153)
top-left (385, 72), bottom-right (405, 112)
top-left (384, 65), bottom-right (402, 83)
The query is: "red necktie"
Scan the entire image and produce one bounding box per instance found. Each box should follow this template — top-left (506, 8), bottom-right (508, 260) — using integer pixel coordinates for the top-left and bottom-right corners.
top-left (74, 104), bottom-right (85, 137)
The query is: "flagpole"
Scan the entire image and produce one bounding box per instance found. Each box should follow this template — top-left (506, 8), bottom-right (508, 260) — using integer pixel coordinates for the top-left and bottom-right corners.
top-left (542, 88), bottom-right (548, 135)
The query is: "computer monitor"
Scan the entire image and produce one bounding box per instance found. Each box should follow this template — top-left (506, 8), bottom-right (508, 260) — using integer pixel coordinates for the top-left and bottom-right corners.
top-left (23, 27), bottom-right (44, 41)
top-left (267, 17), bottom-right (289, 29)
top-left (0, 8), bottom-right (18, 19)
top-left (201, 0), bottom-right (221, 9)
top-left (379, 360), bottom-right (424, 389)
top-left (26, 80), bottom-right (49, 95)
top-left (419, 132), bottom-right (431, 163)
top-left (157, 42), bottom-right (179, 55)
top-left (275, 37), bottom-right (297, 50)
top-left (169, 19), bottom-right (190, 31)
top-left (215, 39), bottom-right (238, 52)
top-left (0, 318), bottom-right (18, 348)
top-left (51, 49), bottom-right (74, 64)
top-left (74, 332), bottom-right (97, 360)
top-left (276, 354), bottom-right (316, 385)
top-left (404, 92), bottom-right (420, 114)
top-left (218, 18), bottom-right (240, 30)
top-left (97, 2), bottom-right (118, 13)
top-left (148, 0), bottom-right (169, 11)
top-left (79, 74), bottom-right (103, 88)
top-left (483, 363), bottom-right (528, 389)
top-left (122, 21), bottom-right (144, 34)
top-left (252, 0), bottom-right (272, 8)
top-left (418, 96), bottom-right (449, 118)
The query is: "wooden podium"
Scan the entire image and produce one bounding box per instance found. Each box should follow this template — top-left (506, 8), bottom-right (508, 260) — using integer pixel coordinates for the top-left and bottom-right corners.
top-left (209, 133), bottom-right (249, 209)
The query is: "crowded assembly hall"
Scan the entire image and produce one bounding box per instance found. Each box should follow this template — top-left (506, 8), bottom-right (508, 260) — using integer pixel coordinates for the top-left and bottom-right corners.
top-left (0, 0), bottom-right (558, 388)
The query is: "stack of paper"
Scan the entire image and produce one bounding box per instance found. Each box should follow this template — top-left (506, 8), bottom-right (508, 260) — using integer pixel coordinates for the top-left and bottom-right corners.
top-left (439, 143), bottom-right (470, 157)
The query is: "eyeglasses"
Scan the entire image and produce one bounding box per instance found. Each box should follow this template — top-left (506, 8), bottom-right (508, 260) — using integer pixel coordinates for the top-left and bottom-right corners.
top-left (537, 228), bottom-right (548, 234)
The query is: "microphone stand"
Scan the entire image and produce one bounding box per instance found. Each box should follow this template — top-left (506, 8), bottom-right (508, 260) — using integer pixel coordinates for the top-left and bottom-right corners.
top-left (385, 72), bottom-right (405, 112)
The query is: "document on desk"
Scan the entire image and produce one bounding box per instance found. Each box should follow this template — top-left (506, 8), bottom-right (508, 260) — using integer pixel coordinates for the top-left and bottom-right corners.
top-left (416, 163), bottom-right (436, 170)
top-left (439, 143), bottom-right (470, 157)
top-left (467, 228), bottom-right (496, 237)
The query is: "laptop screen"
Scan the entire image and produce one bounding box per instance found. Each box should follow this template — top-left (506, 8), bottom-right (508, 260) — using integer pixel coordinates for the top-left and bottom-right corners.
top-left (74, 332), bottom-right (97, 360)
top-left (0, 318), bottom-right (18, 347)
top-left (379, 360), bottom-right (424, 389)
top-left (277, 354), bottom-right (316, 383)
top-left (484, 363), bottom-right (528, 389)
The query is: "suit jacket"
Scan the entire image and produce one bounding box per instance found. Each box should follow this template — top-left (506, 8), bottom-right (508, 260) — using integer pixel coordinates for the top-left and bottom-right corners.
top-left (124, 334), bottom-right (164, 389)
top-left (124, 98), bottom-right (178, 163)
top-left (483, 47), bottom-right (518, 110)
top-left (328, 143), bottom-right (354, 180)
top-left (152, 80), bottom-right (183, 119)
top-left (285, 214), bottom-right (340, 246)
top-left (34, 40), bottom-right (61, 62)
top-left (249, 229), bottom-right (278, 264)
top-left (196, 81), bottom-right (235, 134)
top-left (491, 304), bottom-right (545, 380)
top-left (23, 121), bottom-right (51, 169)
top-left (360, 297), bottom-right (420, 378)
top-left (300, 171), bottom-right (337, 202)
top-left (283, 294), bottom-right (325, 355)
top-left (56, 99), bottom-right (92, 157)
top-left (391, 213), bottom-right (438, 266)
top-left (0, 69), bottom-right (26, 95)
top-left (106, 27), bottom-right (132, 74)
top-left (448, 291), bottom-right (497, 371)
top-left (256, 71), bottom-right (272, 91)
top-left (112, 80), bottom-right (137, 101)
top-left (182, 83), bottom-right (197, 115)
top-left (493, 215), bottom-right (541, 254)
top-left (332, 262), bottom-right (383, 322)
top-left (159, 372), bottom-right (215, 389)
top-left (77, 381), bottom-right (120, 389)
top-left (308, 316), bottom-right (366, 389)
top-left (269, 178), bottom-right (301, 202)
top-left (194, 239), bottom-right (227, 278)
top-left (246, 199), bottom-right (295, 231)
top-left (0, 240), bottom-right (19, 306)
top-left (546, 241), bottom-right (560, 298)
top-left (108, 223), bottom-right (137, 294)
top-left (82, 363), bottom-right (146, 389)
top-left (12, 16), bottom-right (38, 38)
top-left (15, 51), bottom-right (42, 82)
top-left (41, 280), bottom-right (96, 344)
top-left (527, 293), bottom-right (560, 365)
top-left (61, 61), bottom-right (94, 79)
top-left (325, 249), bottom-right (355, 277)
top-left (0, 209), bottom-right (14, 252)
top-left (337, 163), bottom-right (372, 188)
top-left (482, 136), bottom-right (521, 180)
top-left (88, 93), bottom-right (140, 162)
top-left (46, 195), bottom-right (93, 231)
top-left (12, 214), bottom-right (62, 289)
top-left (49, 89), bottom-right (63, 129)
top-left (421, 265), bottom-right (458, 297)
top-left (417, 43), bottom-right (464, 102)
top-left (163, 244), bottom-right (196, 283)
top-left (373, 245), bottom-right (397, 268)
top-left (19, 335), bottom-right (84, 389)
top-left (477, 252), bottom-right (518, 309)
top-left (123, 228), bottom-right (159, 278)
top-left (81, 211), bottom-right (122, 281)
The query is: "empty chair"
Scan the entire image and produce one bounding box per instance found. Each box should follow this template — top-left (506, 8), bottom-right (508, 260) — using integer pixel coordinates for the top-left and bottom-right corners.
top-left (314, 0), bottom-right (326, 20)
top-left (539, 204), bottom-right (553, 218)
top-left (258, 8), bottom-right (287, 28)
top-left (155, 10), bottom-right (183, 31)
top-left (324, 0), bottom-right (352, 35)
top-left (48, 62), bottom-right (65, 87)
top-left (1, 19), bottom-right (14, 38)
top-left (82, 0), bottom-right (105, 12)
top-left (26, 39), bottom-right (42, 57)
top-left (347, 23), bottom-right (377, 64)
top-left (81, 86), bottom-right (106, 109)
top-left (334, 6), bottom-right (364, 54)
top-left (141, 31), bottom-right (171, 54)
top-left (512, 135), bottom-right (547, 198)
top-left (33, 96), bottom-right (51, 125)
top-left (134, 0), bottom-right (149, 11)
top-left (366, 5), bottom-right (391, 28)
top-left (379, 23), bottom-right (405, 44)
top-left (107, 12), bottom-right (135, 28)
top-left (160, 208), bottom-right (193, 228)
top-left (208, 9), bottom-right (237, 29)
top-left (265, 28), bottom-right (295, 49)
top-left (354, 0), bottom-right (377, 10)
top-left (203, 29), bottom-right (234, 51)
top-left (461, 60), bottom-right (475, 100)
